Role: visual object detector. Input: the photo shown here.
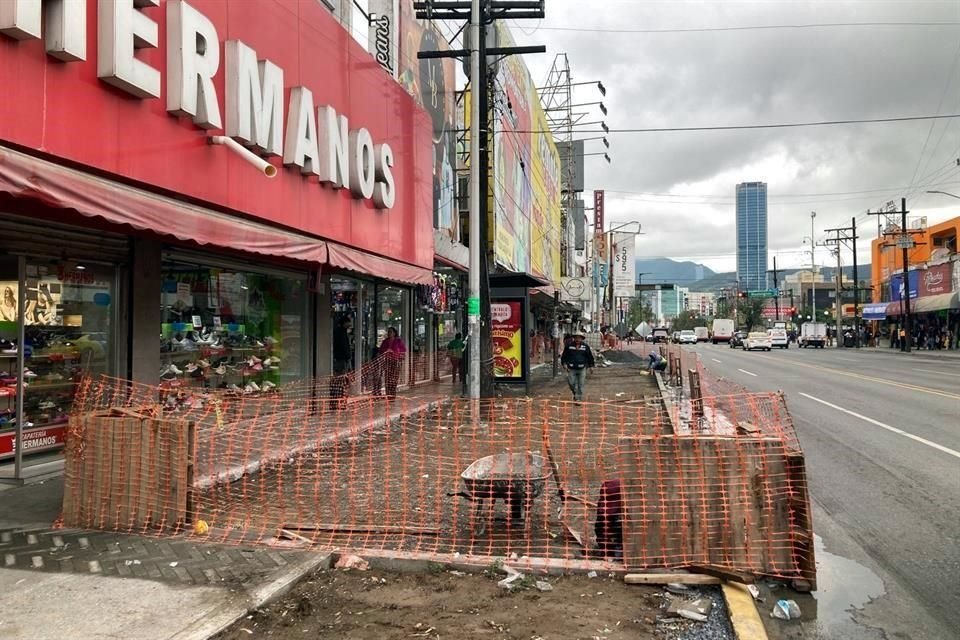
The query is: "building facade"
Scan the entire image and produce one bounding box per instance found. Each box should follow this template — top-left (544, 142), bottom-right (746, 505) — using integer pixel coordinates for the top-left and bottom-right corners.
top-left (735, 182), bottom-right (768, 292)
top-left (685, 291), bottom-right (716, 317)
top-left (0, 0), bottom-right (441, 474)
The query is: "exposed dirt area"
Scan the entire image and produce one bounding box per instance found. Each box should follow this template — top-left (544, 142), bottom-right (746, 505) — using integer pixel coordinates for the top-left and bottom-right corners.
top-left (195, 364), bottom-right (666, 564)
top-left (214, 566), bottom-right (663, 640)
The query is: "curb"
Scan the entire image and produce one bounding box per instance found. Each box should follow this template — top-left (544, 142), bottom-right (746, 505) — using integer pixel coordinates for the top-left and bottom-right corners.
top-left (168, 552), bottom-right (332, 640)
top-left (722, 582), bottom-right (768, 640)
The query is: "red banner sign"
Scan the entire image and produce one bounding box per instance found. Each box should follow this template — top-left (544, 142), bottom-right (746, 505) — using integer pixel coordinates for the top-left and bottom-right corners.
top-left (593, 190), bottom-right (605, 233)
top-left (0, 425), bottom-right (67, 460)
top-left (920, 263), bottom-right (952, 296)
top-left (0, 0), bottom-right (434, 269)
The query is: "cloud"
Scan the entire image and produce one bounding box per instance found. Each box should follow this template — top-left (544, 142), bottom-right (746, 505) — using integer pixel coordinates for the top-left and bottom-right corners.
top-left (516, 0), bottom-right (960, 273)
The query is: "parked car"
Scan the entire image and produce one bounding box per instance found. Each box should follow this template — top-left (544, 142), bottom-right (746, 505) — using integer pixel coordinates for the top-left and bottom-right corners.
top-left (679, 330), bottom-right (698, 345)
top-left (672, 331), bottom-right (681, 343)
top-left (743, 331), bottom-right (773, 351)
top-left (729, 331), bottom-right (747, 348)
top-left (652, 328), bottom-right (670, 343)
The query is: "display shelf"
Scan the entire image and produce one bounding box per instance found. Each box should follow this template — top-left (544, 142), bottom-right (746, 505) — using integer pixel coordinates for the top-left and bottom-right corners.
top-left (25, 382), bottom-right (77, 392)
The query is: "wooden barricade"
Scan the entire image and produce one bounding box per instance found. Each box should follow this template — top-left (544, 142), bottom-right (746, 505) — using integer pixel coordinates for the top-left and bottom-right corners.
top-left (618, 434), bottom-right (816, 589)
top-left (63, 407), bottom-right (195, 533)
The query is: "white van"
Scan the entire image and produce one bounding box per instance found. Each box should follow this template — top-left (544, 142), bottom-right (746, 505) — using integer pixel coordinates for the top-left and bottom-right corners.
top-left (711, 319), bottom-right (735, 344)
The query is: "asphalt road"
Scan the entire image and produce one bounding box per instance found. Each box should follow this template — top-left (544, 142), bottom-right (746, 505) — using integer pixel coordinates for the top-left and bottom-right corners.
top-left (689, 342), bottom-right (960, 640)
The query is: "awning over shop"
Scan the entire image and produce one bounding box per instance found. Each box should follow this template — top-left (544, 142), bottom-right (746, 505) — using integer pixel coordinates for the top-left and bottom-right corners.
top-left (0, 144), bottom-right (434, 286)
top-left (0, 144), bottom-right (328, 264)
top-left (862, 303), bottom-right (890, 320)
top-left (489, 272), bottom-right (552, 288)
top-left (912, 292), bottom-right (960, 314)
top-left (326, 242), bottom-right (433, 285)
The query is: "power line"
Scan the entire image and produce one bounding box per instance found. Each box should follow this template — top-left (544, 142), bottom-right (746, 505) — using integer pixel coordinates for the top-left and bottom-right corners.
top-left (510, 113), bottom-right (960, 134)
top-left (522, 21), bottom-right (960, 35)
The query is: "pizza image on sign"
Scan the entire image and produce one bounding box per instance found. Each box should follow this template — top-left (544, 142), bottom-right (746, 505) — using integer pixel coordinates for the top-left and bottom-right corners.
top-left (490, 300), bottom-right (524, 379)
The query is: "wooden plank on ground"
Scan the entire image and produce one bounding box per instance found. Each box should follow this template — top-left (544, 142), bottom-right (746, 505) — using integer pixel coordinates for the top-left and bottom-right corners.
top-left (624, 573), bottom-right (721, 585)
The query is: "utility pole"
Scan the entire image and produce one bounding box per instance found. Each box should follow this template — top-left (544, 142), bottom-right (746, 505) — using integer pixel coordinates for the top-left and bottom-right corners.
top-left (867, 198), bottom-right (923, 353)
top-left (415, 0), bottom-right (546, 402)
top-left (851, 217), bottom-right (859, 347)
top-left (824, 221), bottom-right (857, 348)
top-left (810, 212), bottom-right (817, 326)
top-left (771, 256), bottom-right (780, 321)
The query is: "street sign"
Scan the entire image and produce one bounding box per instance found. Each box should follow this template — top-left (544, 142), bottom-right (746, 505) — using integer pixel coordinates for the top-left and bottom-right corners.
top-left (748, 289), bottom-right (778, 298)
top-left (895, 235), bottom-right (915, 249)
top-left (560, 277), bottom-right (592, 302)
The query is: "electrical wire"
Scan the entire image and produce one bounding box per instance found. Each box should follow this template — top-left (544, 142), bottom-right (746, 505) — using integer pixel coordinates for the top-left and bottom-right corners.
top-left (509, 113), bottom-right (960, 135)
top-left (524, 21), bottom-right (960, 35)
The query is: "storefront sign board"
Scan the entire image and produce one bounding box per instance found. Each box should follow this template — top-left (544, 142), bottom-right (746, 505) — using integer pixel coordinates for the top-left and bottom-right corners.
top-left (920, 263), bottom-right (953, 296)
top-left (0, 425), bottom-right (67, 460)
top-left (490, 299), bottom-right (524, 380)
top-left (0, 0), bottom-right (434, 270)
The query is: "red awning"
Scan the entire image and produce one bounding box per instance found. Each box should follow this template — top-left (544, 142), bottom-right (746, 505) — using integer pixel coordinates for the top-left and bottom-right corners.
top-left (0, 144), bottom-right (328, 264)
top-left (326, 242), bottom-right (434, 285)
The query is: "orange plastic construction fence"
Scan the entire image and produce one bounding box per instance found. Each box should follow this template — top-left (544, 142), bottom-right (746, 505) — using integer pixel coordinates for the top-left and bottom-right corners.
top-left (63, 358), bottom-right (814, 585)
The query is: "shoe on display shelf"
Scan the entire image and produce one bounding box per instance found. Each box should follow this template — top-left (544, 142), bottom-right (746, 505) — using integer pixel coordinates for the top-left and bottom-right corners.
top-left (196, 359), bottom-right (211, 369)
top-left (227, 383), bottom-right (243, 394)
top-left (38, 401), bottom-right (58, 410)
top-left (263, 356), bottom-right (281, 368)
top-left (261, 381), bottom-right (277, 392)
top-left (161, 364), bottom-right (184, 376)
top-left (212, 365), bottom-right (227, 376)
top-left (22, 369), bottom-right (38, 379)
top-left (184, 363), bottom-right (199, 374)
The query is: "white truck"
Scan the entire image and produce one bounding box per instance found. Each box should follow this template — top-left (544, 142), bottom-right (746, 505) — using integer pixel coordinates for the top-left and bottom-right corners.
top-left (694, 326), bottom-right (709, 342)
top-left (800, 322), bottom-right (827, 348)
top-left (711, 318), bottom-right (735, 344)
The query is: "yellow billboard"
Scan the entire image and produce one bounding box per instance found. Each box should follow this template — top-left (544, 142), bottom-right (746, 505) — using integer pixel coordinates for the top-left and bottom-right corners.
top-left (491, 24), bottom-right (562, 286)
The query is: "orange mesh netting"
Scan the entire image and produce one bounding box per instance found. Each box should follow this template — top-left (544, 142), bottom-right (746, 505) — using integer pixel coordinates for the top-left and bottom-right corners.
top-left (62, 350), bottom-right (814, 585)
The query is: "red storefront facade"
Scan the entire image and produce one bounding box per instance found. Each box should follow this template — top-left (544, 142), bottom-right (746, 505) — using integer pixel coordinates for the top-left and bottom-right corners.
top-left (0, 0), bottom-right (435, 475)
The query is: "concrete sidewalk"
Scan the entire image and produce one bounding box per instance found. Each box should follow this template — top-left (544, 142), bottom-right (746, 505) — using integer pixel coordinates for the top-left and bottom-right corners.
top-left (0, 470), bottom-right (333, 640)
top-left (0, 381), bottom-right (463, 640)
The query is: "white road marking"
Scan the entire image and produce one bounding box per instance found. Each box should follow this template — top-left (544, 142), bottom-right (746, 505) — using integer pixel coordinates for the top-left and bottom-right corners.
top-left (836, 357), bottom-right (858, 362)
top-left (914, 368), bottom-right (960, 378)
top-left (711, 358), bottom-right (722, 364)
top-left (799, 393), bottom-right (960, 459)
top-left (737, 368), bottom-right (758, 377)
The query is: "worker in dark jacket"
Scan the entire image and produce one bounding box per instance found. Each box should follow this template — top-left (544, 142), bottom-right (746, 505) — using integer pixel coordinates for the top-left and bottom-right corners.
top-left (560, 332), bottom-right (595, 401)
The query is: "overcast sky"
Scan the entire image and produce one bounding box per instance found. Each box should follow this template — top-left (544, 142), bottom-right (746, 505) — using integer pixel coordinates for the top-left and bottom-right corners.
top-left (510, 0), bottom-right (960, 274)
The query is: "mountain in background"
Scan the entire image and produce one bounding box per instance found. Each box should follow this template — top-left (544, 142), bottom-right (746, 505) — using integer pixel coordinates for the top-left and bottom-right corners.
top-left (635, 258), bottom-right (715, 286)
top-left (687, 265), bottom-right (873, 293)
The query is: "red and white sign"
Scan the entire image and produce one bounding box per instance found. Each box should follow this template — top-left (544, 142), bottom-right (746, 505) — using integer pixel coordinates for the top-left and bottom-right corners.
top-left (920, 263), bottom-right (952, 296)
top-left (0, 0), bottom-right (434, 269)
top-left (0, 425), bottom-right (67, 460)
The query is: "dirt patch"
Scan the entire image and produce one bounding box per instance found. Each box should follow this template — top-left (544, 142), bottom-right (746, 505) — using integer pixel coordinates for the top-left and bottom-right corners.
top-left (214, 566), bottom-right (663, 640)
top-left (194, 365), bottom-right (668, 564)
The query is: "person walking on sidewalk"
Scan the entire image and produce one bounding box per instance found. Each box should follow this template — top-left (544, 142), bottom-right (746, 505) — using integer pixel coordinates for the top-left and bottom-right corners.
top-left (447, 332), bottom-right (464, 384)
top-left (379, 327), bottom-right (407, 399)
top-left (561, 332), bottom-right (595, 401)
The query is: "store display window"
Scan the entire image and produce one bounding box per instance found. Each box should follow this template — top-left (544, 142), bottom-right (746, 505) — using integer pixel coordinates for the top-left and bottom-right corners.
top-left (160, 258), bottom-right (309, 395)
top-left (1, 256), bottom-right (117, 461)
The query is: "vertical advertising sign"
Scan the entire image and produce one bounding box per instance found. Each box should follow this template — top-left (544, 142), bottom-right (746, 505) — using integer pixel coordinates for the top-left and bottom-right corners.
top-left (613, 232), bottom-right (636, 298)
top-left (490, 300), bottom-right (525, 380)
top-left (593, 190), bottom-right (605, 233)
top-left (368, 0), bottom-right (399, 78)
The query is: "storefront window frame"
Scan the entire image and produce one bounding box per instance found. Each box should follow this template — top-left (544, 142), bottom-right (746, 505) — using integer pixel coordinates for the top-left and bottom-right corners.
top-left (160, 250), bottom-right (313, 390)
top-left (1, 252), bottom-right (125, 481)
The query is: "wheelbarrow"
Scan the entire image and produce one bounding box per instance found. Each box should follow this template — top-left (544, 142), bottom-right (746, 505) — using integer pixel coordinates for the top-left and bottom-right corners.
top-left (448, 452), bottom-right (549, 535)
